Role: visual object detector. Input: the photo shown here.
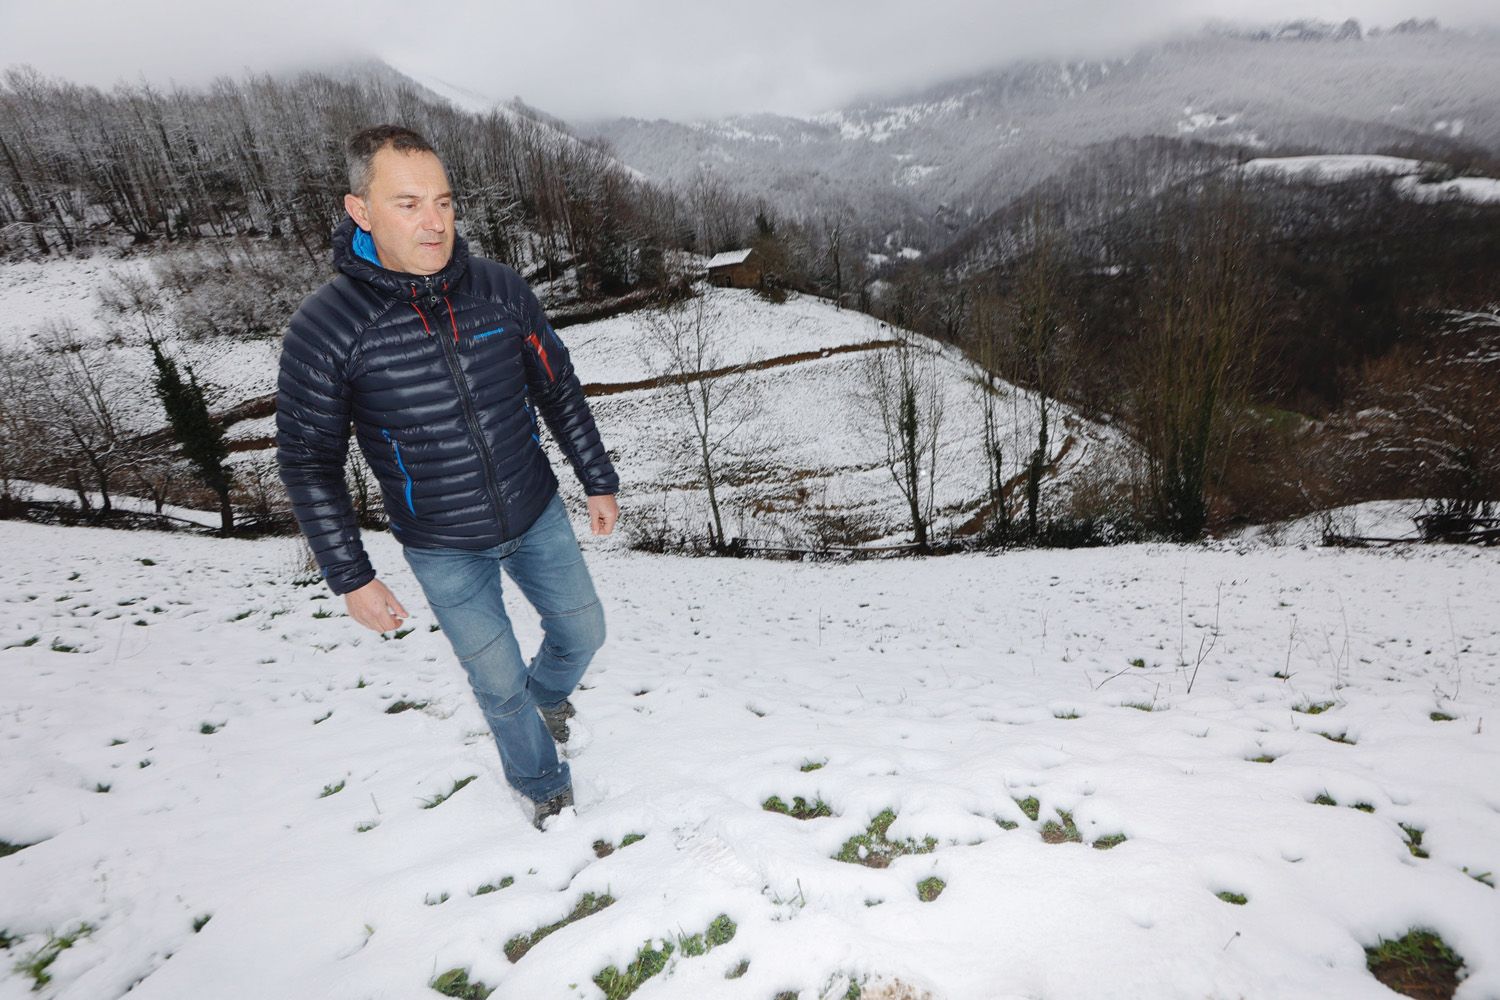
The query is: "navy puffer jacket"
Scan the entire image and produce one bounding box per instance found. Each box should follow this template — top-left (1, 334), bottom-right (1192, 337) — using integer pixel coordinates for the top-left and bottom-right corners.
top-left (275, 215), bottom-right (618, 595)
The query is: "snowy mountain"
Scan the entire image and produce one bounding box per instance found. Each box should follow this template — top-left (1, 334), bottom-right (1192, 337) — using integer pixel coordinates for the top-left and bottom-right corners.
top-left (576, 24), bottom-right (1500, 247)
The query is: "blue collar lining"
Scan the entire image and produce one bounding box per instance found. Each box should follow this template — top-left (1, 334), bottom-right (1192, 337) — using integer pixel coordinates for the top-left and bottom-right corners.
top-left (352, 226), bottom-right (382, 267)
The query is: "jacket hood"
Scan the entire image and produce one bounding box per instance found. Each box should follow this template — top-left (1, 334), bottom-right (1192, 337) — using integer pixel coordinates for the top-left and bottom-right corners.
top-left (330, 215), bottom-right (471, 302)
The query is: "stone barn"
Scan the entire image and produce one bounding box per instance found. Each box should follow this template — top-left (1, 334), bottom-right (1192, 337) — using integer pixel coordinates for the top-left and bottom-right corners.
top-left (706, 247), bottom-right (762, 288)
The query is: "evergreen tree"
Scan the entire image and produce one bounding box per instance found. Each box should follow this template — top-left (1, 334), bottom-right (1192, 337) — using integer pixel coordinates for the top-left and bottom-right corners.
top-left (148, 338), bottom-right (235, 533)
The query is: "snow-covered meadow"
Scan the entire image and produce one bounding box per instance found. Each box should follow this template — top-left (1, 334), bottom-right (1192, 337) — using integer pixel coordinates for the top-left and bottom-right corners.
top-left (2, 510), bottom-right (1497, 999)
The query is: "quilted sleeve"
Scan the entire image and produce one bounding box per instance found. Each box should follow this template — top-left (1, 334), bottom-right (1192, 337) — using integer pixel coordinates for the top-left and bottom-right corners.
top-left (519, 287), bottom-right (620, 497)
top-left (274, 300), bottom-right (376, 595)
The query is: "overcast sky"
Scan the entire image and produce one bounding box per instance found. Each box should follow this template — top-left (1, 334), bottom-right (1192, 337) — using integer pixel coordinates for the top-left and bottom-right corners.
top-left (2, 0), bottom-right (1495, 123)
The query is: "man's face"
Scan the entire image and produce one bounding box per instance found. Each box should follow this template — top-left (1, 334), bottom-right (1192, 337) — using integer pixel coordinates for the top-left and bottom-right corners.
top-left (343, 146), bottom-right (455, 276)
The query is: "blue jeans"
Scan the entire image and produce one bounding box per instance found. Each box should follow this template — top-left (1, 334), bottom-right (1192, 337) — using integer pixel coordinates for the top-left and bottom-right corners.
top-left (401, 490), bottom-right (604, 803)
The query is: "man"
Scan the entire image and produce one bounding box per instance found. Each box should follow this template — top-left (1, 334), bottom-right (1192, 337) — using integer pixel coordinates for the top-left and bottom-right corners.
top-left (275, 124), bottom-right (619, 831)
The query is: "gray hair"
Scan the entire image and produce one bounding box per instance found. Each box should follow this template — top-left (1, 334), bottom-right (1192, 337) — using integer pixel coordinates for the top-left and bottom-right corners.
top-left (345, 125), bottom-right (437, 198)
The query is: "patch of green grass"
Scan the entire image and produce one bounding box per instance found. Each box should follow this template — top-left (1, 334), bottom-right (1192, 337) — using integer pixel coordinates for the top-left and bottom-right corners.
top-left (49, 638), bottom-right (79, 653)
top-left (12, 922), bottom-right (95, 990)
top-left (230, 609), bottom-right (254, 621)
top-left (4, 636), bottom-right (39, 649)
top-left (1128, 656), bottom-right (1146, 668)
top-left (833, 809), bottom-right (937, 868)
top-left (430, 967), bottom-right (494, 999)
top-left (799, 759), bottom-right (827, 772)
top-left (592, 914), bottom-right (736, 999)
top-left (1053, 709), bottom-right (1080, 719)
top-left (1461, 866), bottom-right (1494, 888)
top-left (677, 914), bottom-right (737, 958)
top-left (94, 782), bottom-right (110, 793)
top-left (386, 699), bottom-right (429, 714)
top-left (1351, 802), bottom-right (1376, 813)
top-left (1430, 711), bottom-right (1456, 722)
top-left (424, 891), bottom-right (449, 906)
top-left (1093, 833), bottom-right (1128, 850)
top-left (505, 892), bottom-right (615, 963)
top-left (199, 721), bottom-right (222, 734)
top-left (192, 914), bottom-right (211, 932)
top-left (421, 775), bottom-right (476, 809)
top-left (138, 558), bottom-right (155, 566)
top-left (916, 876), bottom-right (945, 901)
top-left (311, 607), bottom-right (335, 619)
top-left (1294, 700), bottom-right (1335, 714)
top-left (0, 840), bottom-right (36, 859)
top-left (137, 759), bottom-right (151, 769)
top-left (1249, 753), bottom-right (1277, 763)
top-left (725, 958), bottom-right (749, 979)
top-left (1400, 823), bottom-right (1428, 859)
top-left (1013, 796), bottom-right (1041, 822)
top-left (620, 833), bottom-right (645, 848)
top-left (319, 780), bottom-right (345, 798)
top-left (1365, 928), bottom-right (1464, 999)
top-left (380, 628), bottom-right (414, 641)
top-left (594, 938), bottom-right (673, 1000)
top-left (1040, 810), bottom-right (1081, 845)
top-left (1313, 792), bottom-right (1338, 806)
top-left (355, 821), bottom-right (378, 833)
top-left (108, 738), bottom-right (127, 746)
top-left (474, 876), bottom-right (514, 896)
top-left (1121, 700), bottom-right (1164, 712)
top-left (313, 710), bottom-right (332, 725)
top-left (762, 795), bottom-right (833, 820)
top-left (1317, 730), bottom-right (1356, 745)
top-left (1216, 890), bottom-right (1248, 905)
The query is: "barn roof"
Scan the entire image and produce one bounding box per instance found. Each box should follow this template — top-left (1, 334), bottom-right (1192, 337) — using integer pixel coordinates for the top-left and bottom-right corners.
top-left (706, 248), bottom-right (754, 269)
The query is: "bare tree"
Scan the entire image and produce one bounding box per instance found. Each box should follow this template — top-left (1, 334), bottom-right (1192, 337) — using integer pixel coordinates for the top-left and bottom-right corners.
top-left (638, 292), bottom-right (760, 549)
top-left (1131, 182), bottom-right (1268, 540)
top-left (1005, 213), bottom-right (1078, 539)
top-left (21, 321), bottom-right (144, 517)
top-left (965, 287), bottom-right (1015, 539)
top-left (1343, 306), bottom-right (1500, 528)
top-left (856, 333), bottom-right (945, 549)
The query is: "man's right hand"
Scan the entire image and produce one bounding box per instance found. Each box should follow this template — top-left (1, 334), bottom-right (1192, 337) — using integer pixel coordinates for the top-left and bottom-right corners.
top-left (344, 577), bottom-right (409, 633)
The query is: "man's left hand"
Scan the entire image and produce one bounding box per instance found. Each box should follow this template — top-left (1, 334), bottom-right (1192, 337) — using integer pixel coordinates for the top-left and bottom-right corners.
top-left (587, 494), bottom-right (618, 535)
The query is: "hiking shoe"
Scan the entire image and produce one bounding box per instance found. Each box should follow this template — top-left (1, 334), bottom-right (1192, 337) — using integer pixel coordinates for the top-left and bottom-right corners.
top-left (531, 786), bottom-right (574, 830)
top-left (539, 699), bottom-right (575, 744)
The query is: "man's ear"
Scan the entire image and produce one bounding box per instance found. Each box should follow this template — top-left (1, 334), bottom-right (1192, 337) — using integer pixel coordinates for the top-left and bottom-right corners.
top-left (344, 193), bottom-right (370, 231)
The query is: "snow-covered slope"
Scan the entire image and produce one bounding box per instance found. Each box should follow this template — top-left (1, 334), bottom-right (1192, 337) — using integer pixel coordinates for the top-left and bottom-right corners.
top-left (1242, 154), bottom-right (1500, 204)
top-left (0, 245), bottom-right (1112, 547)
top-left (1, 511), bottom-right (1497, 998)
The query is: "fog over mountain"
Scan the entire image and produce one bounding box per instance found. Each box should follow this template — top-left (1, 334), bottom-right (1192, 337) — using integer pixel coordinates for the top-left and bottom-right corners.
top-left (570, 21), bottom-right (1500, 248)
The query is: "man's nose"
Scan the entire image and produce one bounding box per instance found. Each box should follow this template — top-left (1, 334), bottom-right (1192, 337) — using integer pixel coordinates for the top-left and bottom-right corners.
top-left (419, 203), bottom-right (446, 232)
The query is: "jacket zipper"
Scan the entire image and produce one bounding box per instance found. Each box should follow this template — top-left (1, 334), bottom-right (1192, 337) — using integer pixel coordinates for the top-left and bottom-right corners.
top-left (380, 427), bottom-right (416, 514)
top-left (421, 276), bottom-right (510, 538)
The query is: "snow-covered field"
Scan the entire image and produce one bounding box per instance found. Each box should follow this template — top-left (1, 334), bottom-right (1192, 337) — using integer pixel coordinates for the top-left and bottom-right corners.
top-left (1241, 155), bottom-right (1500, 206)
top-left (2, 516), bottom-right (1497, 999)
